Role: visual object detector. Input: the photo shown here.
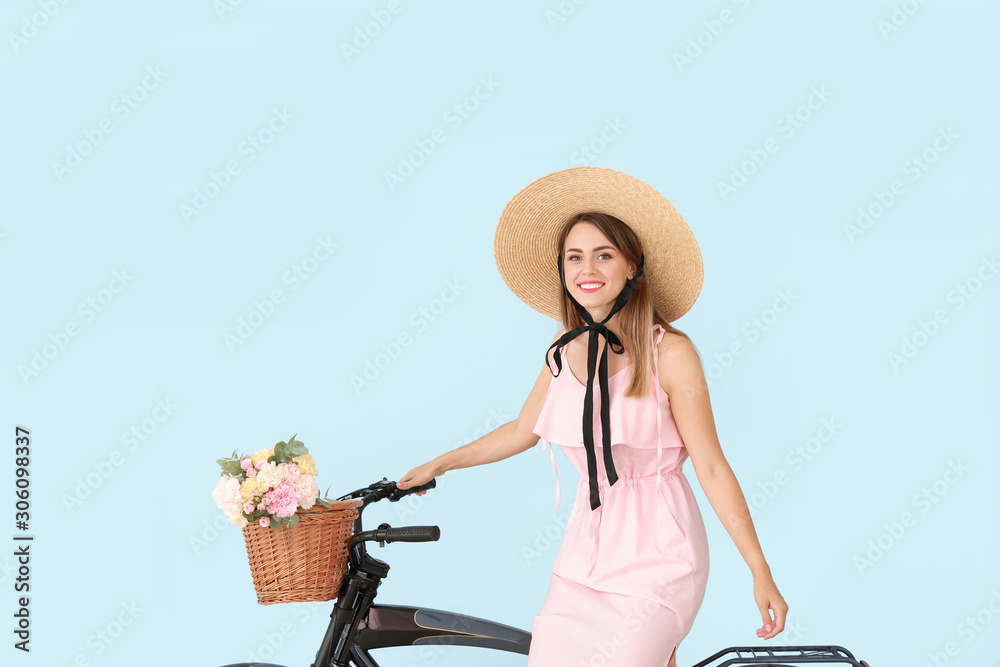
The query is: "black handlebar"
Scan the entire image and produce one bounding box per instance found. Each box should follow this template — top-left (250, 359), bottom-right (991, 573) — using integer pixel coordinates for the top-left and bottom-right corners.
top-left (338, 477), bottom-right (441, 548)
top-left (349, 524), bottom-right (441, 548)
top-left (390, 478), bottom-right (437, 501)
top-left (336, 477), bottom-right (437, 504)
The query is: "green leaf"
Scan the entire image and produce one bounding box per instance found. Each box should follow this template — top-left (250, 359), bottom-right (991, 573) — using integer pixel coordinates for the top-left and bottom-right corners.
top-left (218, 459), bottom-right (244, 478)
top-left (315, 498), bottom-right (331, 508)
top-left (287, 514), bottom-right (300, 527)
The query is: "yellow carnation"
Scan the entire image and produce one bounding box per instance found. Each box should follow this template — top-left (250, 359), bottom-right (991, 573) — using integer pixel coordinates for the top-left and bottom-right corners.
top-left (251, 448), bottom-right (274, 465)
top-left (292, 454), bottom-right (318, 476)
top-left (239, 478), bottom-right (262, 500)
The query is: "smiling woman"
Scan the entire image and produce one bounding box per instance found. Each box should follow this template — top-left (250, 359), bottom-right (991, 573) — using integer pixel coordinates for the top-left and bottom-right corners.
top-left (400, 165), bottom-right (789, 666)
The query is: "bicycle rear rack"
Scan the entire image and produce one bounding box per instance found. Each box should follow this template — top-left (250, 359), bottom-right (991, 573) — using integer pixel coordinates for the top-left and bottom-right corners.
top-left (691, 644), bottom-right (869, 667)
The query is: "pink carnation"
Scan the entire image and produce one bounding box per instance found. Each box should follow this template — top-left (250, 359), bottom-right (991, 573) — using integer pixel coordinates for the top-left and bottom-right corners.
top-left (259, 516), bottom-right (270, 527)
top-left (261, 480), bottom-right (300, 518)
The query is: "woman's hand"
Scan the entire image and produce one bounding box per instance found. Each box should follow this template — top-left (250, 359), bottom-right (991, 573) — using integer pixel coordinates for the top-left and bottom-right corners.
top-left (752, 572), bottom-right (788, 639)
top-left (396, 460), bottom-right (442, 494)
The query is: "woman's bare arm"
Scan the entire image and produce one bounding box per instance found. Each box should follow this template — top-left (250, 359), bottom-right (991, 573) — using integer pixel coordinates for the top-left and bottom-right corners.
top-left (657, 334), bottom-right (771, 577)
top-left (396, 332), bottom-right (560, 487)
top-left (658, 334), bottom-right (789, 639)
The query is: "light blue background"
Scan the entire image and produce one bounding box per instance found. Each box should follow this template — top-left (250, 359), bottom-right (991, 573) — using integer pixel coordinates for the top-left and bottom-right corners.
top-left (2, 1), bottom-right (998, 666)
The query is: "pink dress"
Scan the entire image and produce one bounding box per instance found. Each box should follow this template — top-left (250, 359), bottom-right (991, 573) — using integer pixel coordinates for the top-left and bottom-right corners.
top-left (527, 324), bottom-right (710, 667)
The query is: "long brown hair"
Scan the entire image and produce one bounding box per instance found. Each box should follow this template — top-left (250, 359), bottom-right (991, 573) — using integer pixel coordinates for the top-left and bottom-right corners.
top-left (553, 212), bottom-right (701, 399)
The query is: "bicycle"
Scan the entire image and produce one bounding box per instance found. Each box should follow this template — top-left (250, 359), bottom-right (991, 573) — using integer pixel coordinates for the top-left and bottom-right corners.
top-left (221, 477), bottom-right (871, 667)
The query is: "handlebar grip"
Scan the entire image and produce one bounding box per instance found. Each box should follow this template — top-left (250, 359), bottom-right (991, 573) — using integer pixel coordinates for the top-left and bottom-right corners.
top-left (390, 478), bottom-right (437, 501)
top-left (377, 525), bottom-right (440, 543)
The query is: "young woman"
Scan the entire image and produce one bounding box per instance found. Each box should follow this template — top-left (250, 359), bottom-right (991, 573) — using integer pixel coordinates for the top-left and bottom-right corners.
top-left (398, 166), bottom-right (787, 666)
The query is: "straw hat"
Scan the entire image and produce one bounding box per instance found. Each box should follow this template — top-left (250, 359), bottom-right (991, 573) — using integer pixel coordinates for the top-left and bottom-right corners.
top-left (494, 166), bottom-right (703, 323)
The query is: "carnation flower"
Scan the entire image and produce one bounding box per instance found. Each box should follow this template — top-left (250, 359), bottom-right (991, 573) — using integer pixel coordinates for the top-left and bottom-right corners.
top-left (292, 454), bottom-right (318, 476)
top-left (212, 475), bottom-right (249, 527)
top-left (293, 471), bottom-right (319, 510)
top-left (251, 448), bottom-right (274, 465)
top-left (239, 478), bottom-right (263, 500)
top-left (256, 461), bottom-right (300, 490)
top-left (261, 480), bottom-right (300, 518)
top-left (214, 439), bottom-right (323, 531)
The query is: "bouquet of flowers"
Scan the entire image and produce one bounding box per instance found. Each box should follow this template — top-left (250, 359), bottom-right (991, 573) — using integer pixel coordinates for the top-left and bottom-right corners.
top-left (211, 434), bottom-right (333, 529)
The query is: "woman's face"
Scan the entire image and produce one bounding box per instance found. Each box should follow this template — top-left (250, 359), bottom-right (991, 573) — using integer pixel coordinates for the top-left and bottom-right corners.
top-left (562, 222), bottom-right (635, 317)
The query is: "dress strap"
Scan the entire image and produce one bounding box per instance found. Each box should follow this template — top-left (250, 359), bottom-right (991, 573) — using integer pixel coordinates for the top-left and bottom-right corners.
top-left (546, 329), bottom-right (568, 373)
top-left (652, 324), bottom-right (666, 525)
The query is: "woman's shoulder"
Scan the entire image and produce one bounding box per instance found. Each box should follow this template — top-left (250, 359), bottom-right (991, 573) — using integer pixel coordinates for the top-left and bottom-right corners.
top-left (653, 325), bottom-right (696, 360)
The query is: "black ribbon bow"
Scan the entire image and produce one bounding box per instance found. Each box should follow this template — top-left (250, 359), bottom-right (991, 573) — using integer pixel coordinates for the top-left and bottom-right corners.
top-left (545, 252), bottom-right (645, 511)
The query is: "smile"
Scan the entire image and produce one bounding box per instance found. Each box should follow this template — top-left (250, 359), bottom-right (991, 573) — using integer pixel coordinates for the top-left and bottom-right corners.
top-left (578, 282), bottom-right (605, 293)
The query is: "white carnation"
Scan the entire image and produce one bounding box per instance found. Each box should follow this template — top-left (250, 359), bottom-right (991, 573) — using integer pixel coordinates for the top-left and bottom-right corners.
top-left (255, 461), bottom-right (288, 489)
top-left (294, 473), bottom-right (319, 510)
top-left (212, 475), bottom-right (249, 527)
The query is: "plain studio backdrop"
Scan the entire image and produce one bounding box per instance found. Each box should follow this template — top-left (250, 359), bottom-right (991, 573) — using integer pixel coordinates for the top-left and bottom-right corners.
top-left (1, 1), bottom-right (998, 666)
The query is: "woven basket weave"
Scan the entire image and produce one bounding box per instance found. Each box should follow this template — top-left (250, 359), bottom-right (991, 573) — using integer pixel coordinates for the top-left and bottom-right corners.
top-left (242, 499), bottom-right (363, 605)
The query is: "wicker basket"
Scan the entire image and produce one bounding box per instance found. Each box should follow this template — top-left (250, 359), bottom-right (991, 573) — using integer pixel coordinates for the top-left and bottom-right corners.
top-left (242, 499), bottom-right (364, 605)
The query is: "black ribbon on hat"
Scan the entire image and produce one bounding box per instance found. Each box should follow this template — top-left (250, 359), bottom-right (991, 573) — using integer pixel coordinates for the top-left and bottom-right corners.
top-left (545, 252), bottom-right (645, 511)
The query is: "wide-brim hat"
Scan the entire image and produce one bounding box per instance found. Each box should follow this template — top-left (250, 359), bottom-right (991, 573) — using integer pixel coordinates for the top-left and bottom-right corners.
top-left (494, 166), bottom-right (703, 323)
